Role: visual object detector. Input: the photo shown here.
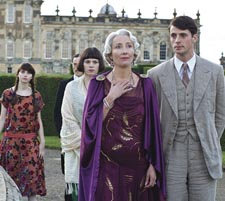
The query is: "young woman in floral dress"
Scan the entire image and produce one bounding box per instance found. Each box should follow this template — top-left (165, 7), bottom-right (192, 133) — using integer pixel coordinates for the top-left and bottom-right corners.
top-left (0, 63), bottom-right (46, 201)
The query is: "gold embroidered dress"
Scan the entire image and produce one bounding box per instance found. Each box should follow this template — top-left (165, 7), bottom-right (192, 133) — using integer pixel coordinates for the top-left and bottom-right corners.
top-left (95, 79), bottom-right (149, 200)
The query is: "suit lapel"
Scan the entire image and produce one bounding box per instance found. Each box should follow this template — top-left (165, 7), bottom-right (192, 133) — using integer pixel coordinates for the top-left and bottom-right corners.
top-left (159, 59), bottom-right (178, 119)
top-left (193, 57), bottom-right (211, 112)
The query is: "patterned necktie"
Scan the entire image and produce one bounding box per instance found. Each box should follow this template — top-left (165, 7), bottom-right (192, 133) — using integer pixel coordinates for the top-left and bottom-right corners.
top-left (182, 63), bottom-right (189, 88)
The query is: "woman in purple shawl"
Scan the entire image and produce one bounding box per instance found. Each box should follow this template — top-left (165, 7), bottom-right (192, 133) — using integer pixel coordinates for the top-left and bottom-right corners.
top-left (79, 29), bottom-right (166, 201)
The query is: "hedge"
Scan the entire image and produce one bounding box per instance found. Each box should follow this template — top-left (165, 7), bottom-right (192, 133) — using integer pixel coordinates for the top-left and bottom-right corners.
top-left (0, 73), bottom-right (70, 136)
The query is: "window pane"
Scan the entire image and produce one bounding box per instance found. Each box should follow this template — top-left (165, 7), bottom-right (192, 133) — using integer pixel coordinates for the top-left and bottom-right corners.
top-left (7, 66), bottom-right (12, 73)
top-left (62, 40), bottom-right (69, 59)
top-left (144, 50), bottom-right (150, 60)
top-left (45, 32), bottom-right (53, 59)
top-left (24, 41), bottom-right (32, 58)
top-left (7, 4), bottom-right (14, 23)
top-left (46, 41), bottom-right (52, 58)
top-left (160, 43), bottom-right (166, 60)
top-left (24, 5), bottom-right (32, 23)
top-left (7, 41), bottom-right (14, 58)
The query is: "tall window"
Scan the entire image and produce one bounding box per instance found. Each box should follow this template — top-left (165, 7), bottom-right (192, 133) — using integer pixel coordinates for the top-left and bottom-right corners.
top-left (24, 5), bottom-right (32, 23)
top-left (45, 32), bottom-right (53, 59)
top-left (144, 50), bottom-right (150, 60)
top-left (79, 33), bottom-right (88, 52)
top-left (23, 41), bottom-right (32, 58)
top-left (62, 40), bottom-right (69, 59)
top-left (143, 39), bottom-right (151, 61)
top-left (6, 40), bottom-right (14, 58)
top-left (160, 42), bottom-right (167, 60)
top-left (6, 4), bottom-right (15, 23)
top-left (94, 34), bottom-right (102, 50)
top-left (79, 39), bottom-right (85, 53)
top-left (61, 32), bottom-right (71, 59)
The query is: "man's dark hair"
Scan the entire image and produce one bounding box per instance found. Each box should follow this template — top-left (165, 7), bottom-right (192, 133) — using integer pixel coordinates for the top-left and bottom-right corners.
top-left (72, 53), bottom-right (80, 61)
top-left (169, 16), bottom-right (198, 36)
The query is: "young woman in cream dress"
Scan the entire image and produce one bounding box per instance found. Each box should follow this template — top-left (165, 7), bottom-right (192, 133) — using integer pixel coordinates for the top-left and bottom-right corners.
top-left (60, 47), bottom-right (105, 201)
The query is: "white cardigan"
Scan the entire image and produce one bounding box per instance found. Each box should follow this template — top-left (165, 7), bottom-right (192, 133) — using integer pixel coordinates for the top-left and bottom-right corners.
top-left (60, 75), bottom-right (86, 184)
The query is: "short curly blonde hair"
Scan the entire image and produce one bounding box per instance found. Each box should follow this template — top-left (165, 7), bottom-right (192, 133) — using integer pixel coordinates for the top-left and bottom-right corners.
top-left (103, 29), bottom-right (140, 66)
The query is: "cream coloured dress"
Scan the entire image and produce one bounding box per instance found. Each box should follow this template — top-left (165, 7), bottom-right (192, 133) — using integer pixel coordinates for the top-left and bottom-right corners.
top-left (60, 75), bottom-right (86, 185)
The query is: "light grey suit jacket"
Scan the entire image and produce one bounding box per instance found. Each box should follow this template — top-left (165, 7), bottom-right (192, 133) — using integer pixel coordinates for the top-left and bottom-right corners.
top-left (148, 55), bottom-right (225, 179)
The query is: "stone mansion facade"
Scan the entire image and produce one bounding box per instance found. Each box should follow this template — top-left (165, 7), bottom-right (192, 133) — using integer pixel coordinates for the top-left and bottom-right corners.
top-left (0, 0), bottom-right (201, 74)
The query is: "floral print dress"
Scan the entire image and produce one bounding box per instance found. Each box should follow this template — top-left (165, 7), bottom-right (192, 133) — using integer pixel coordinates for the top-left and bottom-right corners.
top-left (0, 88), bottom-right (46, 197)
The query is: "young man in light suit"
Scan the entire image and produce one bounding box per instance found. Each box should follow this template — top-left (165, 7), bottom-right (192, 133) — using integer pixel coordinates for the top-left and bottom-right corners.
top-left (148, 15), bottom-right (225, 201)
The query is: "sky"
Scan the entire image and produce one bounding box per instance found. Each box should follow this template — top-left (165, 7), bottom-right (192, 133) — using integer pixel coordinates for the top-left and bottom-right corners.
top-left (41, 0), bottom-right (225, 65)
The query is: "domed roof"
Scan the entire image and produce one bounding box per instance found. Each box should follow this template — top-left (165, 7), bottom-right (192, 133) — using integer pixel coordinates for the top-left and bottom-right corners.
top-left (98, 3), bottom-right (117, 16)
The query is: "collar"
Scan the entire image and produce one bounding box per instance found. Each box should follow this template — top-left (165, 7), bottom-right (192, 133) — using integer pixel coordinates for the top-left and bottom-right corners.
top-left (174, 54), bottom-right (196, 74)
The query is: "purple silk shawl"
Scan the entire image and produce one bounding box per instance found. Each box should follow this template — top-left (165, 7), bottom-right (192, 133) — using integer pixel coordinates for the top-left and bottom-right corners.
top-left (79, 71), bottom-right (166, 201)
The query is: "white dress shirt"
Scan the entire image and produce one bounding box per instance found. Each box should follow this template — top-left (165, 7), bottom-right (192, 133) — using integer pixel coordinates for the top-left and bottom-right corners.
top-left (174, 54), bottom-right (196, 80)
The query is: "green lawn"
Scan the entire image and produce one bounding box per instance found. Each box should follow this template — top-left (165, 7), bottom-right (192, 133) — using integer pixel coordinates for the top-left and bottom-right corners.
top-left (45, 135), bottom-right (61, 149)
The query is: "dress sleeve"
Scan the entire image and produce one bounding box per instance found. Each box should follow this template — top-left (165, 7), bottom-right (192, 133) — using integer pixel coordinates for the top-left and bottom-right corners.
top-left (1, 89), bottom-right (12, 108)
top-left (35, 91), bottom-right (44, 112)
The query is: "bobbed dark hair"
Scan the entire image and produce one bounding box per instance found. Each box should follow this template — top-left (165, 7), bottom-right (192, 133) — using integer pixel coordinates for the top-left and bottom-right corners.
top-left (77, 47), bottom-right (105, 73)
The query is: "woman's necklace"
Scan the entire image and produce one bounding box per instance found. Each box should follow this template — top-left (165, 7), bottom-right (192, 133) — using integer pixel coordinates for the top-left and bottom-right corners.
top-left (111, 70), bottom-right (135, 88)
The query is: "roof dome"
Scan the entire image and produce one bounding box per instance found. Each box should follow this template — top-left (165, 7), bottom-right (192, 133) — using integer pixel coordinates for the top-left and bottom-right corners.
top-left (98, 4), bottom-right (117, 17)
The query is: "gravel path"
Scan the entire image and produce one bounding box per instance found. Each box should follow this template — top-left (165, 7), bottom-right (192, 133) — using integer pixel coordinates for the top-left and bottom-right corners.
top-left (22, 149), bottom-right (64, 201)
top-left (216, 172), bottom-right (225, 201)
top-left (23, 149), bottom-right (225, 201)
top-left (38, 149), bottom-right (65, 201)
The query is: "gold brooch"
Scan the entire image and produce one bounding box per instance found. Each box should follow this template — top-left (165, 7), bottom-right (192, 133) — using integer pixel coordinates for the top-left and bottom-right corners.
top-left (96, 74), bottom-right (106, 81)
